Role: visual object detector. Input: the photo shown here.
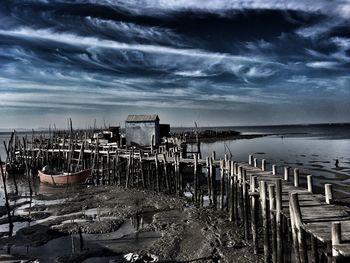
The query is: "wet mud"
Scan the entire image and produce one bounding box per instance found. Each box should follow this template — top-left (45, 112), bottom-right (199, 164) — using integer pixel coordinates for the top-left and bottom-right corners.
top-left (0, 186), bottom-right (263, 262)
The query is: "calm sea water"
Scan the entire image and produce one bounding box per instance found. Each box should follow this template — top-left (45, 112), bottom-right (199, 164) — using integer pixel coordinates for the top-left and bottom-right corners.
top-left (0, 124), bottom-right (350, 199)
top-left (179, 124), bottom-right (350, 199)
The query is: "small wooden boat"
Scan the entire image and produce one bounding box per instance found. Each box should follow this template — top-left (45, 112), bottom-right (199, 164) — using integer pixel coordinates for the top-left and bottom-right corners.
top-left (38, 169), bottom-right (91, 185)
top-left (2, 162), bottom-right (26, 176)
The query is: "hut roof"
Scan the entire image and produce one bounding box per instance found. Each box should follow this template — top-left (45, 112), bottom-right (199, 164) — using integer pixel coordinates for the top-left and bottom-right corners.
top-left (126, 114), bottom-right (159, 122)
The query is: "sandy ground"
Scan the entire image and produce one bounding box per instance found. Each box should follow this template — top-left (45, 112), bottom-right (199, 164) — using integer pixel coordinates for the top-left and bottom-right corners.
top-left (0, 186), bottom-right (263, 262)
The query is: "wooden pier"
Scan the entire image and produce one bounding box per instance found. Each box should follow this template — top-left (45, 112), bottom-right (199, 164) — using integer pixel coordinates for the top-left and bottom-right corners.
top-left (2, 130), bottom-right (350, 262)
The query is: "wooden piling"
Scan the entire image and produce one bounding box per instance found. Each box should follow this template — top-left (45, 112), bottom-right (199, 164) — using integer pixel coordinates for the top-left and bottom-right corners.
top-left (125, 153), bottom-right (131, 188)
top-left (294, 168), bottom-right (300, 187)
top-left (260, 180), bottom-right (270, 263)
top-left (250, 175), bottom-right (259, 254)
top-left (0, 157), bottom-right (13, 236)
top-left (234, 163), bottom-right (239, 224)
top-left (290, 193), bottom-right (308, 263)
top-left (262, 159), bottom-right (266, 171)
top-left (211, 159), bottom-right (217, 209)
top-left (284, 166), bottom-right (290, 181)
top-left (269, 184), bottom-right (277, 263)
top-left (331, 222), bottom-right (341, 258)
top-left (311, 236), bottom-right (319, 263)
top-left (206, 157), bottom-right (212, 205)
top-left (220, 159), bottom-right (225, 209)
top-left (249, 154), bottom-right (253, 165)
top-left (290, 193), bottom-right (301, 263)
top-left (275, 179), bottom-right (283, 263)
top-left (242, 169), bottom-right (249, 241)
top-left (325, 184), bottom-right (333, 204)
top-left (272, 164), bottom-right (277, 175)
top-left (78, 227), bottom-right (84, 251)
top-left (229, 162), bottom-right (234, 222)
top-left (155, 154), bottom-right (160, 192)
top-left (307, 175), bottom-right (313, 193)
top-left (193, 154), bottom-right (198, 202)
top-left (139, 155), bottom-right (145, 188)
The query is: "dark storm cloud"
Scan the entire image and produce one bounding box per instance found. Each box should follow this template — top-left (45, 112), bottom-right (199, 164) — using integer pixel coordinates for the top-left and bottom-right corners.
top-left (0, 0), bottom-right (349, 127)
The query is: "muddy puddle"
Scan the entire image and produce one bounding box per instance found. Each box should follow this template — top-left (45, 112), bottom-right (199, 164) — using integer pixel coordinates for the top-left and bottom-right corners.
top-left (0, 208), bottom-right (160, 262)
top-left (0, 196), bottom-right (68, 234)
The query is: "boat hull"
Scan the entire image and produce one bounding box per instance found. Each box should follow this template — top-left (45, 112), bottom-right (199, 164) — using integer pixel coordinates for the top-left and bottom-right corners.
top-left (2, 164), bottom-right (25, 176)
top-left (38, 169), bottom-right (91, 185)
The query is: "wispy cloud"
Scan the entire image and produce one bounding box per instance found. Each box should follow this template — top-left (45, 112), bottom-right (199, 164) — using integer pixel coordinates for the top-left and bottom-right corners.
top-left (0, 1), bottom-right (349, 126)
top-left (0, 27), bottom-right (226, 59)
top-left (63, 0), bottom-right (349, 18)
top-left (306, 61), bottom-right (342, 69)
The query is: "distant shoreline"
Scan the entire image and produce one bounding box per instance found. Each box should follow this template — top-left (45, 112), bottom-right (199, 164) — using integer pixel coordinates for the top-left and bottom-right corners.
top-left (0, 122), bottom-right (350, 133)
top-left (171, 122), bottom-right (350, 131)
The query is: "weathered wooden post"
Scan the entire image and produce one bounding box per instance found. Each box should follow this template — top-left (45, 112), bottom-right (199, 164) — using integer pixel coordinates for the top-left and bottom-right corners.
top-left (275, 179), bottom-right (283, 263)
top-left (116, 152), bottom-right (121, 186)
top-left (206, 157), bottom-right (212, 205)
top-left (0, 157), bottom-right (13, 236)
top-left (151, 134), bottom-right (154, 153)
top-left (212, 151), bottom-right (216, 161)
top-left (250, 175), bottom-right (259, 254)
top-left (307, 175), bottom-right (313, 193)
top-left (284, 166), bottom-right (290, 181)
top-left (242, 169), bottom-right (249, 241)
top-left (125, 153), bottom-right (131, 188)
top-left (249, 154), bottom-right (253, 165)
top-left (193, 154), bottom-right (198, 202)
top-left (225, 160), bottom-right (231, 211)
top-left (234, 162), bottom-right (239, 224)
top-left (294, 168), bottom-right (300, 187)
top-left (95, 140), bottom-right (100, 185)
top-left (107, 149), bottom-right (111, 184)
top-left (163, 153), bottom-right (169, 192)
top-left (101, 155), bottom-right (105, 185)
top-left (262, 159), bottom-right (266, 171)
top-left (200, 190), bottom-right (204, 207)
top-left (325, 184), bottom-right (333, 204)
top-left (290, 193), bottom-right (308, 263)
top-left (196, 134), bottom-right (201, 159)
top-left (155, 154), bottom-right (160, 192)
top-left (269, 184), bottom-right (277, 263)
top-left (23, 138), bottom-right (33, 196)
top-left (139, 156), bottom-right (147, 189)
top-left (238, 166), bottom-right (244, 221)
top-left (290, 193), bottom-right (301, 263)
top-left (78, 227), bottom-right (84, 251)
top-left (112, 155), bottom-right (117, 185)
top-left (311, 236), bottom-right (319, 263)
top-left (229, 161), bottom-right (235, 222)
top-left (234, 162), bottom-right (238, 176)
top-left (211, 158), bottom-right (217, 209)
top-left (175, 154), bottom-right (179, 195)
top-left (254, 158), bottom-right (258, 168)
top-left (331, 222), bottom-right (341, 258)
top-left (260, 180), bottom-right (270, 263)
top-left (220, 159), bottom-right (225, 209)
top-left (272, 164), bottom-right (277, 175)
top-left (71, 233), bottom-right (75, 254)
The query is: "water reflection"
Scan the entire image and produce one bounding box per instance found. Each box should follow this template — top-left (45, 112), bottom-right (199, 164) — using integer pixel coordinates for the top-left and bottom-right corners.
top-left (200, 136), bottom-right (350, 198)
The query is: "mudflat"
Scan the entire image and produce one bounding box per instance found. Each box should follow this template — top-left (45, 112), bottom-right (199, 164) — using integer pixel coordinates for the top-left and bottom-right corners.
top-left (0, 186), bottom-right (263, 262)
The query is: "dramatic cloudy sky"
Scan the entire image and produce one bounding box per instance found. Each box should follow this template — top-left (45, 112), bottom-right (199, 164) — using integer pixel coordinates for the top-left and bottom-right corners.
top-left (0, 0), bottom-right (350, 128)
